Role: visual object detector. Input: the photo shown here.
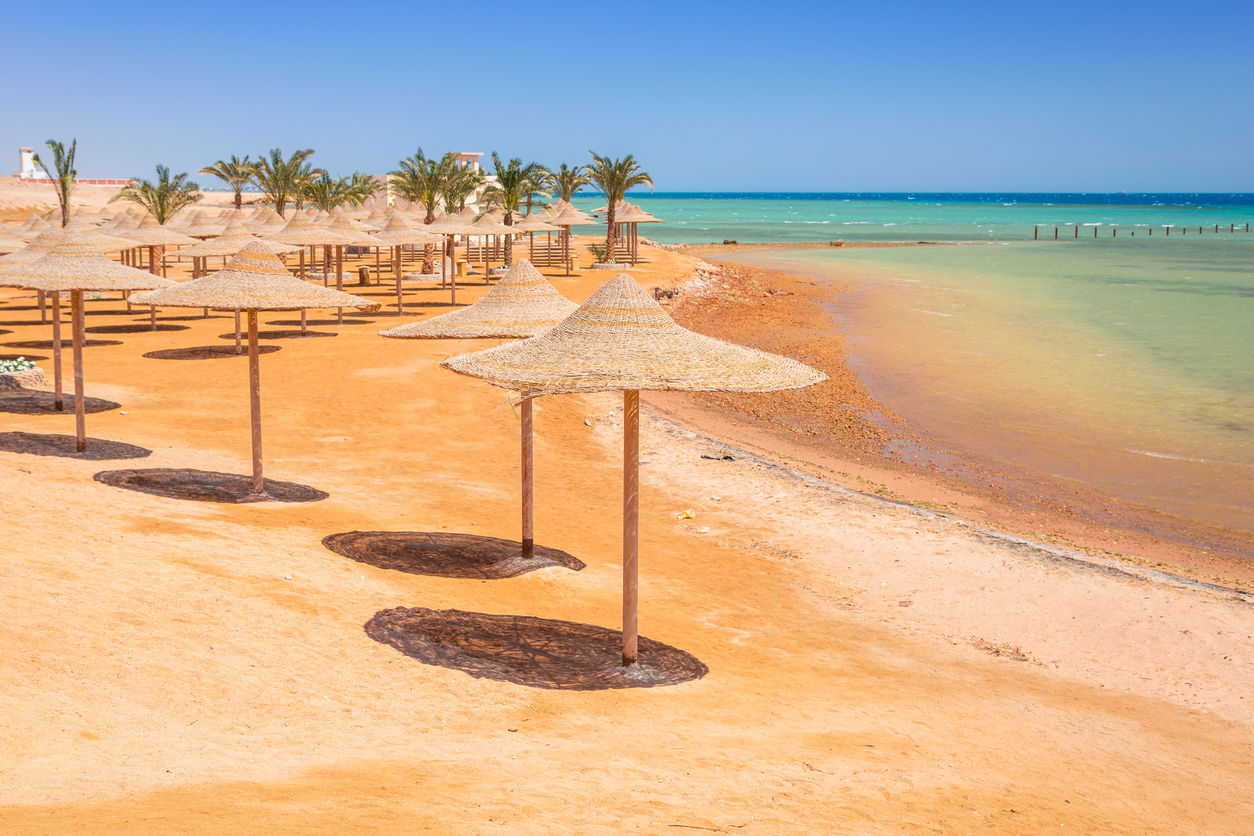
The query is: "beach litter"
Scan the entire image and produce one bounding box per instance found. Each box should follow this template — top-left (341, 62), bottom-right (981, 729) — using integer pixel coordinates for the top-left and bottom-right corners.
top-left (677, 509), bottom-right (696, 520)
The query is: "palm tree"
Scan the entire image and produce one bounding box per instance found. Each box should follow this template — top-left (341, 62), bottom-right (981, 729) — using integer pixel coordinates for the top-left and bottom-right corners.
top-left (250, 148), bottom-right (321, 217)
top-left (480, 154), bottom-right (549, 263)
top-left (343, 172), bottom-right (384, 207)
top-left (390, 148), bottom-right (456, 272)
top-left (199, 155), bottom-right (255, 210)
top-left (544, 163), bottom-right (590, 203)
top-left (441, 165), bottom-right (484, 214)
top-left (111, 164), bottom-right (202, 224)
top-left (31, 139), bottom-right (77, 227)
top-left (585, 153), bottom-right (653, 262)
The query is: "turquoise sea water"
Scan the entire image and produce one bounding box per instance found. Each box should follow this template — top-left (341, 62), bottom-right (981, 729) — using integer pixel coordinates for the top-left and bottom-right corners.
top-left (569, 194), bottom-right (1254, 541)
top-left (570, 193), bottom-right (1254, 244)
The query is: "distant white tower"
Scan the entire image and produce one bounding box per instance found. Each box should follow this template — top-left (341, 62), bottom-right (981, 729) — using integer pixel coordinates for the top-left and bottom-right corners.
top-left (17, 147), bottom-right (47, 180)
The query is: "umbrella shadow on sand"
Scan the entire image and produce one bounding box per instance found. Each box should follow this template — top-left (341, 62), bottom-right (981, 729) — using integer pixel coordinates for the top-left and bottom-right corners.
top-left (93, 468), bottom-right (328, 503)
top-left (0, 432), bottom-right (150, 460)
top-left (365, 607), bottom-right (708, 691)
top-left (322, 531), bottom-right (585, 580)
top-left (0, 387), bottom-right (120, 414)
top-left (143, 345), bottom-right (282, 361)
top-left (86, 323), bottom-right (190, 334)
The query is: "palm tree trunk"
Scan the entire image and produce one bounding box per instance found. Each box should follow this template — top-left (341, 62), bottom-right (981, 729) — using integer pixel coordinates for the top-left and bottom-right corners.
top-left (605, 206), bottom-right (617, 261)
top-left (234, 190), bottom-right (243, 210)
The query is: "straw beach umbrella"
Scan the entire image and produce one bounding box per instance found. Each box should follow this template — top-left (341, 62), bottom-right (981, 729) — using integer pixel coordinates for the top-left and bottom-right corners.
top-left (1, 233), bottom-right (173, 450)
top-left (443, 274), bottom-right (825, 669)
top-left (131, 242), bottom-right (379, 499)
top-left (382, 258), bottom-right (578, 563)
top-left (425, 216), bottom-right (489, 304)
top-left (368, 216), bottom-right (445, 315)
top-left (175, 219), bottom-right (304, 351)
top-left (265, 207), bottom-right (364, 333)
top-left (120, 216), bottom-right (199, 277)
top-left (547, 203), bottom-right (597, 276)
top-left (510, 215), bottom-right (559, 266)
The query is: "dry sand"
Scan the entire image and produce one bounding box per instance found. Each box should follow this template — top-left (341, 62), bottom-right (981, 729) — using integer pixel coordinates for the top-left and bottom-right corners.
top-left (0, 237), bottom-right (1252, 834)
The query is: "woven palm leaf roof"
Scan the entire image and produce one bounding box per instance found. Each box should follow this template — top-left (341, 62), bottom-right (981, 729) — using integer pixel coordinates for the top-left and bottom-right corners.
top-left (130, 242), bottom-right (382, 312)
top-left (265, 207), bottom-right (362, 246)
top-left (442, 273), bottom-right (826, 396)
top-left (174, 219), bottom-right (303, 257)
top-left (0, 233), bottom-right (176, 292)
top-left (381, 258), bottom-right (578, 340)
top-left (120, 216), bottom-right (200, 246)
top-left (326, 214), bottom-right (383, 244)
top-left (368, 216), bottom-right (445, 246)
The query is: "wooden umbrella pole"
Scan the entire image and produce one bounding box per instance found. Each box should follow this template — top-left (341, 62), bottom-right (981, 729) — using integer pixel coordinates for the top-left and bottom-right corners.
top-left (521, 396), bottom-right (534, 560)
top-left (72, 290), bottom-right (86, 453)
top-left (234, 309), bottom-right (242, 354)
top-left (247, 309), bottom-right (265, 496)
top-left (300, 308), bottom-right (307, 335)
top-left (150, 305), bottom-right (157, 331)
top-left (38, 290), bottom-right (46, 323)
top-left (394, 246), bottom-right (403, 315)
top-left (299, 248), bottom-right (306, 280)
top-left (51, 292), bottom-right (63, 412)
top-left (622, 389), bottom-right (640, 667)
top-left (336, 245), bottom-right (344, 325)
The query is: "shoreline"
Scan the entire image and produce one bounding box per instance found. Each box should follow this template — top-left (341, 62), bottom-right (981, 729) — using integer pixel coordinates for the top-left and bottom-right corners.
top-left (654, 250), bottom-right (1253, 590)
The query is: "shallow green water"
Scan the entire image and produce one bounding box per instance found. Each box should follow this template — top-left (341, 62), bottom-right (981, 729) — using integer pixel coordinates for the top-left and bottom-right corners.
top-left (727, 238), bottom-right (1254, 534)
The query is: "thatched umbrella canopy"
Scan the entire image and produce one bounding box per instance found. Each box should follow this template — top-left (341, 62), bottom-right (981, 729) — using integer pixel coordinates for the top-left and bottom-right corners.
top-left (176, 218), bottom-right (307, 340)
top-left (443, 274), bottom-right (825, 669)
top-left (615, 203), bottom-right (663, 265)
top-left (1, 233), bottom-right (173, 450)
top-left (14, 213), bottom-right (49, 236)
top-left (547, 205), bottom-right (598, 276)
top-left (367, 216), bottom-right (444, 315)
top-left (0, 229), bottom-right (28, 254)
top-left (323, 215), bottom-right (385, 324)
top-left (383, 258), bottom-right (579, 565)
top-left (511, 215), bottom-right (559, 265)
top-left (182, 210), bottom-right (227, 239)
top-left (264, 208), bottom-right (365, 332)
top-left (119, 216), bottom-right (199, 277)
top-left (131, 242), bottom-right (380, 499)
top-left (361, 208), bottom-right (389, 230)
top-left (15, 215), bottom-right (52, 240)
top-left (425, 217), bottom-right (488, 304)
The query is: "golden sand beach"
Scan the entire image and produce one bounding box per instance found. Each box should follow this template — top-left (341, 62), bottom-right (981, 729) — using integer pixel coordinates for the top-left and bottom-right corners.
top-left (2, 193), bottom-right (1253, 833)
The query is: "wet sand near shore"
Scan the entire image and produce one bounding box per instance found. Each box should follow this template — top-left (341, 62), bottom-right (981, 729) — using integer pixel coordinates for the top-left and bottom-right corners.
top-left (663, 246), bottom-right (1254, 590)
top-left (2, 237), bottom-right (1253, 834)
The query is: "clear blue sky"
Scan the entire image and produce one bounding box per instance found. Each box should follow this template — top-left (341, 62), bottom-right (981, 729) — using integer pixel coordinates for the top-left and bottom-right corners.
top-left (2, 0), bottom-right (1249, 192)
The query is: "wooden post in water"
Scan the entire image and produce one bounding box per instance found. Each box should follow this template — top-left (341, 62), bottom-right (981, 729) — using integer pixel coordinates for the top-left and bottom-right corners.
top-left (71, 290), bottom-right (86, 453)
top-left (1054, 227), bottom-right (1058, 239)
top-left (51, 292), bottom-right (63, 412)
top-left (521, 397), bottom-right (534, 561)
top-left (247, 309), bottom-right (265, 496)
top-left (1113, 228), bottom-right (1117, 237)
top-left (1095, 226), bottom-right (1098, 238)
top-left (1075, 225), bottom-right (1078, 238)
top-left (622, 389), bottom-right (640, 668)
top-left (1034, 226), bottom-right (1038, 240)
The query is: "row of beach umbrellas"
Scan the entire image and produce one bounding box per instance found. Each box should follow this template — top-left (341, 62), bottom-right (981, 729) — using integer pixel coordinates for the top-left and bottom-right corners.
top-left (0, 213), bottom-right (819, 671)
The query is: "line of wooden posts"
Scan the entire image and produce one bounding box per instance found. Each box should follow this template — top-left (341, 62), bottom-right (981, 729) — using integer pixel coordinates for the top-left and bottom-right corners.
top-left (1035, 223), bottom-right (1251, 239)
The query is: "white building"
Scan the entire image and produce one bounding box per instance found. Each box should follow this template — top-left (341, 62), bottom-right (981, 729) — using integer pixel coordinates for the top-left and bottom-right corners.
top-left (16, 147), bottom-right (49, 180)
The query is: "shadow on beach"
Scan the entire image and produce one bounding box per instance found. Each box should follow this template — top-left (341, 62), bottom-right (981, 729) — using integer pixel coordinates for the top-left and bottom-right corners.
top-left (216, 330), bottom-right (336, 340)
top-left (143, 345), bottom-right (281, 361)
top-left (85, 323), bottom-right (190, 334)
top-left (0, 432), bottom-right (151, 460)
top-left (0, 388), bottom-right (120, 414)
top-left (323, 531), bottom-right (586, 580)
top-left (93, 468), bottom-right (328, 503)
top-left (365, 607), bottom-right (708, 690)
